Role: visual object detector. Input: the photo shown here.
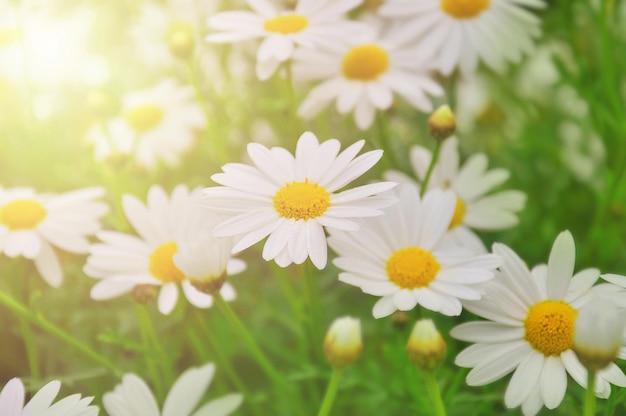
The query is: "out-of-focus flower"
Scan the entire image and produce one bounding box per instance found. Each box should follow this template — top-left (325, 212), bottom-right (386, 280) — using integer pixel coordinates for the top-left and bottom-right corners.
top-left (385, 137), bottom-right (526, 253)
top-left (0, 378), bottom-right (98, 416)
top-left (452, 231), bottom-right (626, 416)
top-left (294, 23), bottom-right (443, 130)
top-left (406, 319), bottom-right (447, 371)
top-left (378, 0), bottom-right (546, 75)
top-left (573, 296), bottom-right (626, 371)
top-left (323, 316), bottom-right (363, 369)
top-left (0, 187), bottom-right (108, 287)
top-left (206, 0), bottom-right (364, 80)
top-left (328, 184), bottom-right (501, 318)
top-left (428, 104), bottom-right (456, 141)
top-left (104, 363), bottom-right (242, 416)
top-left (85, 79), bottom-right (205, 170)
top-left (202, 131), bottom-right (396, 269)
top-left (84, 185), bottom-right (245, 315)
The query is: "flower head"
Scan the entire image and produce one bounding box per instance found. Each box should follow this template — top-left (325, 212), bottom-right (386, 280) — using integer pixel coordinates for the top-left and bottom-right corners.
top-left (206, 0), bottom-right (364, 80)
top-left (0, 378), bottom-right (98, 416)
top-left (323, 316), bottom-right (363, 369)
top-left (451, 231), bottom-right (626, 416)
top-left (0, 186), bottom-right (108, 287)
top-left (203, 131), bottom-right (396, 269)
top-left (104, 363), bottom-right (242, 416)
top-left (328, 184), bottom-right (501, 318)
top-left (84, 185), bottom-right (244, 315)
top-left (385, 137), bottom-right (526, 252)
top-left (378, 0), bottom-right (546, 75)
top-left (294, 23), bottom-right (443, 130)
top-left (85, 79), bottom-right (205, 170)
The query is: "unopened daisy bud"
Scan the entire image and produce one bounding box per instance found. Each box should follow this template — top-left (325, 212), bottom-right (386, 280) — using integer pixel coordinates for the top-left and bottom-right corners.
top-left (573, 297), bottom-right (626, 371)
top-left (406, 319), bottom-right (447, 371)
top-left (391, 311), bottom-right (411, 329)
top-left (168, 23), bottom-right (195, 60)
top-left (323, 316), bottom-right (363, 369)
top-left (428, 105), bottom-right (456, 142)
top-left (132, 284), bottom-right (158, 304)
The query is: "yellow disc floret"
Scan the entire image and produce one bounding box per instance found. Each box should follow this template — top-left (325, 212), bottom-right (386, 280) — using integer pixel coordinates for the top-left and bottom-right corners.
top-left (440, 0), bottom-right (490, 19)
top-left (273, 180), bottom-right (330, 220)
top-left (263, 14), bottom-right (309, 34)
top-left (0, 199), bottom-right (47, 230)
top-left (448, 197), bottom-right (466, 229)
top-left (386, 247), bottom-right (441, 289)
top-left (149, 241), bottom-right (185, 283)
top-left (524, 300), bottom-right (578, 356)
top-left (125, 104), bottom-right (164, 132)
top-left (341, 44), bottom-right (390, 81)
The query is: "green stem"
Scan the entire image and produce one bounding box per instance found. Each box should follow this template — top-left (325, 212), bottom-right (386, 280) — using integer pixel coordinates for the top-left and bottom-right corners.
top-left (0, 290), bottom-right (121, 376)
top-left (19, 318), bottom-right (40, 380)
top-left (303, 262), bottom-right (323, 361)
top-left (135, 304), bottom-right (166, 400)
top-left (213, 292), bottom-right (285, 388)
top-left (585, 370), bottom-right (597, 416)
top-left (317, 368), bottom-right (344, 416)
top-left (423, 371), bottom-right (447, 416)
top-left (375, 113), bottom-right (394, 171)
top-left (135, 305), bottom-right (174, 386)
top-left (420, 140), bottom-right (442, 198)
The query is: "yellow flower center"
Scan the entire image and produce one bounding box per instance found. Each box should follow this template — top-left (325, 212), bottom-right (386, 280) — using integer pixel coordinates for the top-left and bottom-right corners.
top-left (263, 14), bottom-right (309, 34)
top-left (0, 28), bottom-right (21, 48)
top-left (341, 44), bottom-right (390, 81)
top-left (149, 242), bottom-right (185, 283)
top-left (386, 247), bottom-right (441, 289)
top-left (125, 105), bottom-right (164, 132)
top-left (0, 199), bottom-right (47, 230)
top-left (448, 197), bottom-right (466, 229)
top-left (440, 0), bottom-right (490, 19)
top-left (524, 300), bottom-right (578, 356)
top-left (273, 180), bottom-right (330, 220)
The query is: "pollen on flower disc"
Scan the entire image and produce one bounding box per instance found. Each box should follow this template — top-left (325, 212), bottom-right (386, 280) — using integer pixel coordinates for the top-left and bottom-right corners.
top-left (341, 44), bottom-right (390, 81)
top-left (263, 14), bottom-right (309, 34)
top-left (386, 247), bottom-right (441, 289)
top-left (149, 241), bottom-right (185, 283)
top-left (524, 300), bottom-right (578, 356)
top-left (273, 180), bottom-right (331, 220)
top-left (440, 0), bottom-right (490, 19)
top-left (0, 199), bottom-right (47, 230)
top-left (125, 104), bottom-right (164, 132)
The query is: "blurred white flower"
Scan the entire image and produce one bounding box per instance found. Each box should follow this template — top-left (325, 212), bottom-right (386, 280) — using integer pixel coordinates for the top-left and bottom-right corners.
top-left (324, 316), bottom-right (363, 369)
top-left (104, 363), bottom-right (242, 416)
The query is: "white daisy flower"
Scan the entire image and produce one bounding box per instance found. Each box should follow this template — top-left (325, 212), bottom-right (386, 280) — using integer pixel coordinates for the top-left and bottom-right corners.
top-left (384, 137), bottom-right (526, 252)
top-left (0, 186), bottom-right (108, 287)
top-left (451, 231), bottom-right (626, 416)
top-left (294, 22), bottom-right (443, 130)
top-left (85, 78), bottom-right (205, 170)
top-left (327, 184), bottom-right (502, 318)
top-left (206, 0), bottom-right (364, 80)
top-left (0, 378), bottom-right (98, 416)
top-left (104, 363), bottom-right (242, 416)
top-left (378, 0), bottom-right (546, 75)
top-left (84, 185), bottom-right (244, 315)
top-left (202, 131), bottom-right (397, 269)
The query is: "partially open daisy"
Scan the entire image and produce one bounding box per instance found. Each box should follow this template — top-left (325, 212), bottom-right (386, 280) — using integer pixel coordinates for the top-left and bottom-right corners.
top-left (202, 131), bottom-right (397, 269)
top-left (0, 186), bottom-right (108, 287)
top-left (294, 23), bottom-right (443, 130)
top-left (451, 231), bottom-right (626, 416)
top-left (0, 377), bottom-right (98, 416)
top-left (206, 0), bottom-right (364, 80)
top-left (385, 137), bottom-right (526, 252)
top-left (85, 78), bottom-right (205, 170)
top-left (327, 184), bottom-right (501, 318)
top-left (378, 0), bottom-right (546, 75)
top-left (84, 185), bottom-right (244, 315)
top-left (104, 363), bottom-right (242, 416)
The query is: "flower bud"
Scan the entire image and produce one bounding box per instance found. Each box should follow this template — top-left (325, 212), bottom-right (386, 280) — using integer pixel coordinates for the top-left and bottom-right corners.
top-left (428, 105), bottom-right (456, 142)
top-left (168, 22), bottom-right (195, 60)
top-left (323, 316), bottom-right (363, 369)
top-left (406, 319), bottom-right (447, 371)
top-left (573, 297), bottom-right (626, 371)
